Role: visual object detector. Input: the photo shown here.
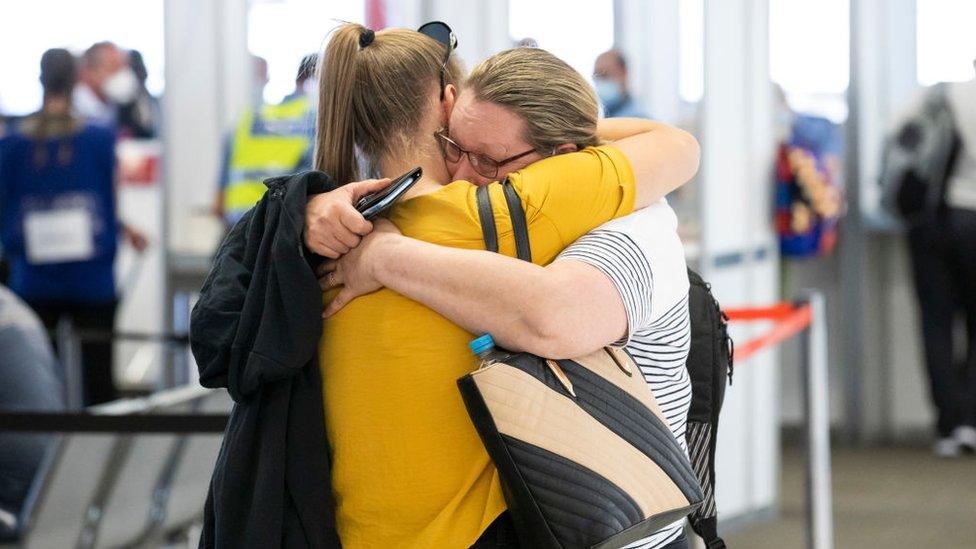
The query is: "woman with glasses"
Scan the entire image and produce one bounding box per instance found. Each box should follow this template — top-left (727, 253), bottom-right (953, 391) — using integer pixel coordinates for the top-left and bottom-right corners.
top-left (317, 48), bottom-right (696, 549)
top-left (305, 23), bottom-right (699, 548)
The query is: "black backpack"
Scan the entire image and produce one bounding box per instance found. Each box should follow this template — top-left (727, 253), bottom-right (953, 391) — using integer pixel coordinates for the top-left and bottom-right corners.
top-left (684, 269), bottom-right (733, 549)
top-left (880, 82), bottom-right (962, 224)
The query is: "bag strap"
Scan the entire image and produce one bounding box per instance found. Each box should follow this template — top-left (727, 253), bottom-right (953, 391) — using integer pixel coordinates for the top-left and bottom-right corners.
top-left (502, 179), bottom-right (532, 263)
top-left (691, 517), bottom-right (726, 549)
top-left (476, 185), bottom-right (498, 253)
top-left (475, 180), bottom-right (532, 263)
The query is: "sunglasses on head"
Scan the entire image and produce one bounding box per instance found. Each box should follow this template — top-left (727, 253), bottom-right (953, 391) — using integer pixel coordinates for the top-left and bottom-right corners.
top-left (417, 21), bottom-right (457, 100)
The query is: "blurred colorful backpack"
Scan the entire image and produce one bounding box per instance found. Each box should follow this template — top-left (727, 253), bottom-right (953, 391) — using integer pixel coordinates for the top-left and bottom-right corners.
top-left (775, 114), bottom-right (844, 258)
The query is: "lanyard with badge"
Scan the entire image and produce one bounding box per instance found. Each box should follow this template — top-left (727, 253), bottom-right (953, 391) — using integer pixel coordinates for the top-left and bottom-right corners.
top-left (22, 193), bottom-right (99, 264)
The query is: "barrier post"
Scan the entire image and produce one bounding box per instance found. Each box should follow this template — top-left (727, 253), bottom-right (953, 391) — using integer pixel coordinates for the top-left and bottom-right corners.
top-left (167, 290), bottom-right (192, 388)
top-left (800, 290), bottom-right (834, 549)
top-left (56, 316), bottom-right (84, 410)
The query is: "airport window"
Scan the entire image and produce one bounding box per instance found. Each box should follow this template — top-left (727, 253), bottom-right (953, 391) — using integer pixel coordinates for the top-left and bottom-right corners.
top-left (768, 0), bottom-right (849, 122)
top-left (508, 0), bottom-right (614, 84)
top-left (0, 0), bottom-right (164, 116)
top-left (916, 0), bottom-right (976, 86)
top-left (248, 0), bottom-right (366, 105)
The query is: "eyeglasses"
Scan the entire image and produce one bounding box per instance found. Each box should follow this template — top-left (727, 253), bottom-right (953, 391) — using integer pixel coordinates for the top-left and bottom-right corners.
top-left (435, 130), bottom-right (538, 180)
top-left (417, 21), bottom-right (457, 100)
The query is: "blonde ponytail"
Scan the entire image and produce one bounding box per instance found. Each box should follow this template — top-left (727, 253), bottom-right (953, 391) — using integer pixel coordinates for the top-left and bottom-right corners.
top-left (315, 23), bottom-right (364, 184)
top-left (313, 23), bottom-right (463, 184)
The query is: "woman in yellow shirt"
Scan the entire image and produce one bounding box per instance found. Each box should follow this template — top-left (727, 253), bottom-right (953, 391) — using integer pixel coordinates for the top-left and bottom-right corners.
top-left (307, 24), bottom-right (699, 548)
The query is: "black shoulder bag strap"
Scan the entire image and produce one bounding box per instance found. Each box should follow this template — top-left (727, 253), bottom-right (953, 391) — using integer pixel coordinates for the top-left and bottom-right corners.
top-left (475, 185), bottom-right (499, 253)
top-left (475, 180), bottom-right (531, 262)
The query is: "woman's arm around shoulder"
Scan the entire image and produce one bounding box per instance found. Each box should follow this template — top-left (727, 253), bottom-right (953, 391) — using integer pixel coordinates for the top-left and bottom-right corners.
top-left (599, 118), bottom-right (700, 209)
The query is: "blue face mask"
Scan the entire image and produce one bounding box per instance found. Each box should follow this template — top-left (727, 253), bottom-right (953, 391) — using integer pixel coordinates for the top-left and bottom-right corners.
top-left (593, 77), bottom-right (622, 109)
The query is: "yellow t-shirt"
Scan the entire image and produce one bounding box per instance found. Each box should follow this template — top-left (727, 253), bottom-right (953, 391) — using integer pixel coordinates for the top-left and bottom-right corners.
top-left (319, 146), bottom-right (636, 548)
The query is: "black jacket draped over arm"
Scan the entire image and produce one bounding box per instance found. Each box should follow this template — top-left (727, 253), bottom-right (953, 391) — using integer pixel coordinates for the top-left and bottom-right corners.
top-left (190, 171), bottom-right (341, 548)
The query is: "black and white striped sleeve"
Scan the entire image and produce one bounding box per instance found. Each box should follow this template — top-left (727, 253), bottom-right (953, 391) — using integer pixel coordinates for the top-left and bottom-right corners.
top-left (555, 229), bottom-right (653, 346)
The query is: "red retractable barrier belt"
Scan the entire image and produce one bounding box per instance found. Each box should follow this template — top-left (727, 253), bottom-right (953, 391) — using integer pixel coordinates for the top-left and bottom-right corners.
top-left (725, 303), bottom-right (798, 322)
top-left (726, 302), bottom-right (813, 362)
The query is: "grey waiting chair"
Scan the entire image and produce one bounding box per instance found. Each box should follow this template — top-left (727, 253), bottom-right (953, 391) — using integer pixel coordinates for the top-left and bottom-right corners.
top-left (152, 389), bottom-right (231, 540)
top-left (16, 399), bottom-right (147, 549)
top-left (91, 386), bottom-right (214, 548)
top-left (7, 387), bottom-right (230, 549)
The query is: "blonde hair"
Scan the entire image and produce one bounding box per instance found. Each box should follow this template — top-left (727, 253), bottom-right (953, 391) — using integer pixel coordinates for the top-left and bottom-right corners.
top-left (315, 23), bottom-right (463, 184)
top-left (466, 48), bottom-right (600, 153)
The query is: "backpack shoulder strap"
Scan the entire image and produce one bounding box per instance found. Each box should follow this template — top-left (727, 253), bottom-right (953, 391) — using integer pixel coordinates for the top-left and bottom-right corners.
top-left (684, 268), bottom-right (730, 549)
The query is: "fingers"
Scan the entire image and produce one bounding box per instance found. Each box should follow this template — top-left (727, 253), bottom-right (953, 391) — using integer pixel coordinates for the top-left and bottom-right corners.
top-left (309, 231), bottom-right (355, 258)
top-left (314, 242), bottom-right (342, 259)
top-left (320, 268), bottom-right (343, 291)
top-left (332, 218), bottom-right (363, 249)
top-left (317, 260), bottom-right (345, 292)
top-left (332, 269), bottom-right (342, 288)
top-left (316, 260), bottom-right (337, 278)
top-left (323, 288), bottom-right (351, 318)
top-left (315, 217), bottom-right (356, 256)
top-left (304, 190), bottom-right (374, 257)
top-left (349, 177), bottom-right (393, 201)
top-left (339, 203), bottom-right (374, 236)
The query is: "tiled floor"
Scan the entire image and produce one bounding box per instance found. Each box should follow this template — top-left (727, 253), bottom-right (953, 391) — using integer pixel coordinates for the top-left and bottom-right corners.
top-left (723, 443), bottom-right (976, 548)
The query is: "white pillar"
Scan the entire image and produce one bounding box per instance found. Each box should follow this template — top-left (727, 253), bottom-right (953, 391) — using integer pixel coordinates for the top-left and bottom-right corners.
top-left (700, 0), bottom-right (780, 526)
top-left (856, 0), bottom-right (917, 223)
top-left (846, 0), bottom-right (921, 442)
top-left (163, 0), bottom-right (248, 253)
top-left (614, 0), bottom-right (682, 123)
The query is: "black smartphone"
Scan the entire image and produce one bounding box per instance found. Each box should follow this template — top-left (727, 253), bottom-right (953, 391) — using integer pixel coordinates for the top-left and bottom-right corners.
top-left (355, 167), bottom-right (423, 220)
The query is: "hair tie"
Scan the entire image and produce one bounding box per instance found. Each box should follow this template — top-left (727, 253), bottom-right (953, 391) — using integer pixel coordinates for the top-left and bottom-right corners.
top-left (359, 29), bottom-right (375, 48)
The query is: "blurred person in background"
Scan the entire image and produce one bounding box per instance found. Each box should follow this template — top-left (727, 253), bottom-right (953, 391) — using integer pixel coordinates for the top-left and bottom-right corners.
top-left (115, 49), bottom-right (159, 138)
top-left (885, 58), bottom-right (976, 457)
top-left (593, 49), bottom-right (648, 119)
top-left (252, 55), bottom-right (269, 106)
top-left (0, 48), bottom-right (147, 406)
top-left (0, 285), bottom-right (64, 542)
top-left (214, 55), bottom-right (315, 227)
top-left (913, 59), bottom-right (976, 456)
top-left (74, 41), bottom-right (137, 129)
top-left (282, 53), bottom-right (319, 104)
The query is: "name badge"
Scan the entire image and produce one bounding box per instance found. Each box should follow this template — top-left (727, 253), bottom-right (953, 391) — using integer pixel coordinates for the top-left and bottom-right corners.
top-left (24, 207), bottom-right (95, 264)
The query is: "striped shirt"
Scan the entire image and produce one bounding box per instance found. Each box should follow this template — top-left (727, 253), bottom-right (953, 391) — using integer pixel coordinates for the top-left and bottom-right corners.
top-left (557, 199), bottom-right (692, 549)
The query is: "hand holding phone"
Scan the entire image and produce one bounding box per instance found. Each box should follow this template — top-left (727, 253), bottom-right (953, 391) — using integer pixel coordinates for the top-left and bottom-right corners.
top-left (355, 167), bottom-right (423, 220)
top-left (306, 168), bottom-right (422, 258)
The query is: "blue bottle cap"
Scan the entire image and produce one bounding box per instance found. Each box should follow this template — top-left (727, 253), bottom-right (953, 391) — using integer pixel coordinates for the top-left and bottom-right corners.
top-left (469, 333), bottom-right (495, 355)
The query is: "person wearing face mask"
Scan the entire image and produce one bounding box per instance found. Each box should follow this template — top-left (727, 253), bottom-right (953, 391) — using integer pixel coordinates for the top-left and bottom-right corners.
top-left (593, 49), bottom-right (649, 119)
top-left (73, 41), bottom-right (138, 129)
top-left (115, 49), bottom-right (160, 139)
top-left (213, 55), bottom-right (316, 227)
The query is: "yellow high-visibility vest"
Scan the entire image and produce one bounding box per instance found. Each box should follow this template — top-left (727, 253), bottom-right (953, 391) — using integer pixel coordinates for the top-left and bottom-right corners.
top-left (223, 96), bottom-right (313, 223)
